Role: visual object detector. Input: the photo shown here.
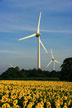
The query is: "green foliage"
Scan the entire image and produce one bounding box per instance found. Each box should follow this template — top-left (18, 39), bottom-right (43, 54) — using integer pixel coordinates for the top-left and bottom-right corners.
top-left (0, 57), bottom-right (72, 81)
top-left (0, 67), bottom-right (60, 80)
top-left (61, 57), bottom-right (72, 81)
top-left (51, 70), bottom-right (61, 78)
top-left (0, 67), bottom-right (27, 80)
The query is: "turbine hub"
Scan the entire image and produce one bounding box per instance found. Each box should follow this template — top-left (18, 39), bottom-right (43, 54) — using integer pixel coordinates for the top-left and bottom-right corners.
top-left (52, 58), bottom-right (54, 61)
top-left (36, 33), bottom-right (41, 37)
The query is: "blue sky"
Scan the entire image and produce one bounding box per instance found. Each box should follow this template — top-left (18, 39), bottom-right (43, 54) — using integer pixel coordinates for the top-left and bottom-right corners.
top-left (0, 0), bottom-right (72, 73)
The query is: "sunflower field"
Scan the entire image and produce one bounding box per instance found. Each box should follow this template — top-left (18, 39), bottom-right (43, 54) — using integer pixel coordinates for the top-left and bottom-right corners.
top-left (0, 80), bottom-right (72, 108)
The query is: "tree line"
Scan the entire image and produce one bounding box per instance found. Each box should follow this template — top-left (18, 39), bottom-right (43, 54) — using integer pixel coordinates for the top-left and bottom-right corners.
top-left (0, 57), bottom-right (72, 81)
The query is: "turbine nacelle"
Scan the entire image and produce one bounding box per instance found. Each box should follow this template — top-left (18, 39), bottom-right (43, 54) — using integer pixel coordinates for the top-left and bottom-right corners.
top-left (52, 58), bottom-right (55, 61)
top-left (36, 33), bottom-right (42, 37)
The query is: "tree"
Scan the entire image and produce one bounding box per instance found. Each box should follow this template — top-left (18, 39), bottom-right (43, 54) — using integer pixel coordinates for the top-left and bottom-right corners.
top-left (51, 70), bottom-right (57, 77)
top-left (61, 57), bottom-right (72, 81)
top-left (1, 67), bottom-right (20, 79)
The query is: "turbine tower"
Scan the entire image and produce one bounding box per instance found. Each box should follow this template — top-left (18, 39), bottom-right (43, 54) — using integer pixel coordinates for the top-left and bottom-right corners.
top-left (18, 12), bottom-right (48, 69)
top-left (46, 49), bottom-right (60, 70)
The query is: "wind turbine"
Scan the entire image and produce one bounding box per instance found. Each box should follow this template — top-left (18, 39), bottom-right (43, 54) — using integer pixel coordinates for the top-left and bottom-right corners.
top-left (46, 49), bottom-right (60, 71)
top-left (10, 64), bottom-right (16, 68)
top-left (18, 12), bottom-right (48, 69)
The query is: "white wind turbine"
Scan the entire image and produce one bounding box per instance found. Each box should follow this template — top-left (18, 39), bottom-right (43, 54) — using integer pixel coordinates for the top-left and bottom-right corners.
top-left (46, 49), bottom-right (60, 70)
top-left (18, 12), bottom-right (48, 69)
top-left (10, 64), bottom-right (16, 68)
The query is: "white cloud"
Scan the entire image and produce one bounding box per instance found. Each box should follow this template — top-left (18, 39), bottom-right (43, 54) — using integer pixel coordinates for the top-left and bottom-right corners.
top-left (0, 50), bottom-right (17, 54)
top-left (0, 50), bottom-right (35, 58)
top-left (0, 24), bottom-right (72, 34)
top-left (41, 29), bottom-right (72, 33)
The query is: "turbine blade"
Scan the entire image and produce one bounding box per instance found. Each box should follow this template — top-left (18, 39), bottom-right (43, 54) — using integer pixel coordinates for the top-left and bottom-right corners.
top-left (40, 39), bottom-right (48, 54)
top-left (54, 60), bottom-right (60, 64)
top-left (51, 49), bottom-right (54, 59)
top-left (37, 12), bottom-right (41, 33)
top-left (18, 33), bottom-right (36, 40)
top-left (46, 60), bottom-right (52, 68)
top-left (10, 64), bottom-right (14, 67)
